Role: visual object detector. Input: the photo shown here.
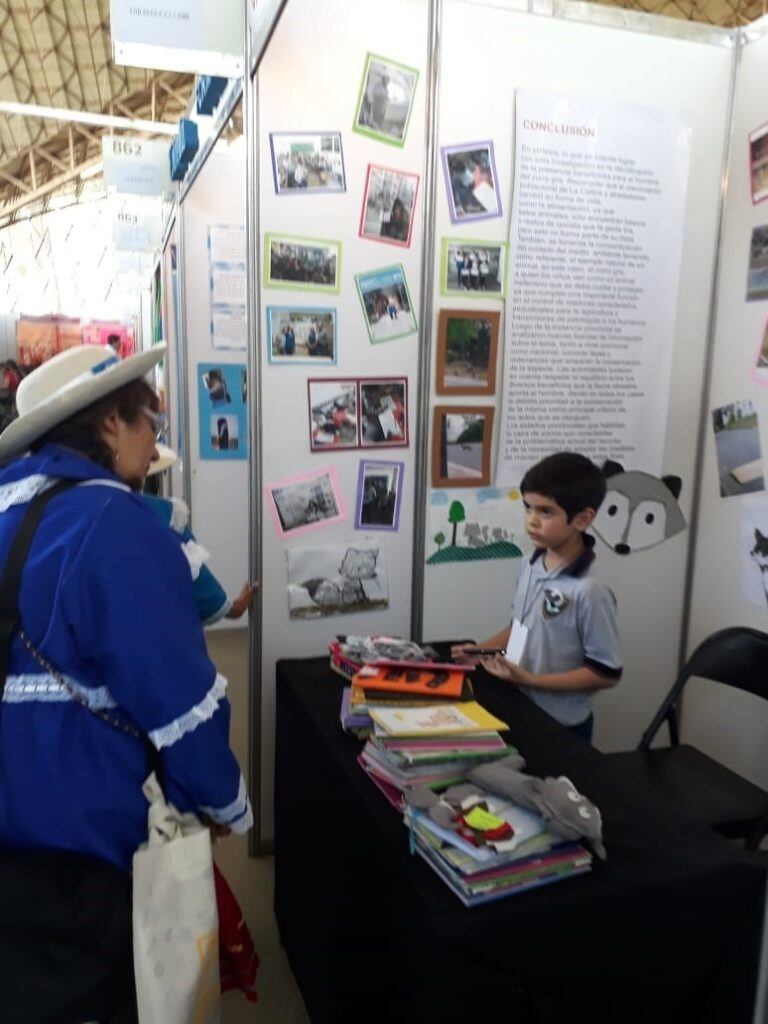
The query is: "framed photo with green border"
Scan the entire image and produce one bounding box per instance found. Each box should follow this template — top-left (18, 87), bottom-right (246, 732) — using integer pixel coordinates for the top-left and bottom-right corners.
top-left (352, 53), bottom-right (419, 148)
top-left (355, 264), bottom-right (418, 344)
top-left (440, 238), bottom-right (508, 299)
top-left (263, 232), bottom-right (342, 294)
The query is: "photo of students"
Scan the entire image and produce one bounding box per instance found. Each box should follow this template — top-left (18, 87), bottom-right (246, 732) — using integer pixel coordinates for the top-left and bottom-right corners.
top-left (442, 142), bottom-right (502, 222)
top-left (270, 132), bottom-right (346, 194)
top-left (360, 165), bottom-right (418, 247)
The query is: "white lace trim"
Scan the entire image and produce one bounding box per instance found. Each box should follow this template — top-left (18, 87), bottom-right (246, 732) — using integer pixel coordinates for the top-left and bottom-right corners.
top-left (200, 775), bottom-right (251, 827)
top-left (0, 475), bottom-right (55, 511)
top-left (229, 801), bottom-right (254, 834)
top-left (2, 672), bottom-right (117, 709)
top-left (77, 479), bottom-right (131, 493)
top-left (148, 673), bottom-right (228, 750)
top-left (168, 497), bottom-right (189, 533)
top-left (181, 539), bottom-right (210, 581)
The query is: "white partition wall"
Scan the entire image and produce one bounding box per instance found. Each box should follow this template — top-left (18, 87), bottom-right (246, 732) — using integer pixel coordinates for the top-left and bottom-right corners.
top-left (685, 22), bottom-right (768, 790)
top-left (180, 143), bottom-right (250, 618)
top-left (255, 0), bottom-right (429, 838)
top-left (421, 1), bottom-right (735, 753)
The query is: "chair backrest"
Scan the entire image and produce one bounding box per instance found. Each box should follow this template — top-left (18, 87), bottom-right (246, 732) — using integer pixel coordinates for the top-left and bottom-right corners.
top-left (639, 627), bottom-right (768, 749)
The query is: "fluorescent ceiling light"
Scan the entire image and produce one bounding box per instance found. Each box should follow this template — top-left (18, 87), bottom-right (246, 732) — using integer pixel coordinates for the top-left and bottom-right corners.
top-left (0, 101), bottom-right (178, 136)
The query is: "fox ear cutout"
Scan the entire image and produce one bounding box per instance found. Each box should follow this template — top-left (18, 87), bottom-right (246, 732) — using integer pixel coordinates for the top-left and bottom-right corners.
top-left (662, 475), bottom-right (682, 500)
top-left (602, 460), bottom-right (624, 478)
top-left (757, 528), bottom-right (768, 543)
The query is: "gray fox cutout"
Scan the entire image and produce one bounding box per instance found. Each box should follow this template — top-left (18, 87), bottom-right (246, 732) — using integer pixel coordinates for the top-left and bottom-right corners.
top-left (592, 461), bottom-right (686, 555)
top-left (750, 528), bottom-right (768, 608)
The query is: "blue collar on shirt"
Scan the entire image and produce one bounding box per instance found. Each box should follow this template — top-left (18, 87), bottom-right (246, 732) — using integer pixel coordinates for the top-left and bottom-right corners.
top-left (0, 443), bottom-right (122, 487)
top-left (529, 532), bottom-right (596, 577)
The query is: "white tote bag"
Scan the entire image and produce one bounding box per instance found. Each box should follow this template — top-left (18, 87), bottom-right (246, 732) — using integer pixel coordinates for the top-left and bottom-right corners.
top-left (132, 774), bottom-right (221, 1024)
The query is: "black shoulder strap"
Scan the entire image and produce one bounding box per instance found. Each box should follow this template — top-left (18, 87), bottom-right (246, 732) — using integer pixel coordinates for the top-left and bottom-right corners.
top-left (0, 479), bottom-right (76, 692)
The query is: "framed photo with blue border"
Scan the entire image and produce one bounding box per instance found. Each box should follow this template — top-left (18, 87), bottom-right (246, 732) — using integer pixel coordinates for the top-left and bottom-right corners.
top-left (266, 306), bottom-right (337, 365)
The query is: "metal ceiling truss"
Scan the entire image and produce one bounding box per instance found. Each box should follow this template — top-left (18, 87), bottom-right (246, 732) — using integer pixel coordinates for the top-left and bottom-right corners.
top-left (593, 0), bottom-right (766, 24)
top-left (0, 0), bottom-right (193, 226)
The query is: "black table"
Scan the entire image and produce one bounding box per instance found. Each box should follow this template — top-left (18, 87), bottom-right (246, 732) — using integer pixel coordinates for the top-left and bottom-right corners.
top-left (274, 656), bottom-right (767, 1024)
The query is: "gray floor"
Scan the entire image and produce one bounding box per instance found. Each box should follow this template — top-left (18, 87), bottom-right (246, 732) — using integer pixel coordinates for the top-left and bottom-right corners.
top-left (208, 631), bottom-right (310, 1024)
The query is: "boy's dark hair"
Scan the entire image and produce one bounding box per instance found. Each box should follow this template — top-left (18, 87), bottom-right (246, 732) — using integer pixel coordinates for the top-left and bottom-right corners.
top-left (520, 452), bottom-right (605, 521)
top-left (32, 379), bottom-right (158, 471)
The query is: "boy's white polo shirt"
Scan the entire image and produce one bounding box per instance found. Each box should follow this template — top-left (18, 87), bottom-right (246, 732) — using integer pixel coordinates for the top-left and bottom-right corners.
top-left (511, 534), bottom-right (622, 727)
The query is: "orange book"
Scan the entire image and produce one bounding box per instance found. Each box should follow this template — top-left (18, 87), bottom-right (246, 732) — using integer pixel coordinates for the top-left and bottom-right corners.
top-left (352, 665), bottom-right (468, 700)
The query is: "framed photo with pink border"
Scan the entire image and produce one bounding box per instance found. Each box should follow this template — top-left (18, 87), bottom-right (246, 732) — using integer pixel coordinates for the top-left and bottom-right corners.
top-left (359, 164), bottom-right (419, 247)
top-left (749, 122), bottom-right (768, 206)
top-left (265, 467), bottom-right (345, 538)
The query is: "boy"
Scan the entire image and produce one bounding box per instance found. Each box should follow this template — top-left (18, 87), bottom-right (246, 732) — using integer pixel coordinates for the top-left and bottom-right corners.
top-left (452, 452), bottom-right (621, 742)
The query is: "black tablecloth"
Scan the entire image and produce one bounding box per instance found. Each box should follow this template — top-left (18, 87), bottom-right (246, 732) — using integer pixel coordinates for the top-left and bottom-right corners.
top-left (274, 655), bottom-right (766, 1024)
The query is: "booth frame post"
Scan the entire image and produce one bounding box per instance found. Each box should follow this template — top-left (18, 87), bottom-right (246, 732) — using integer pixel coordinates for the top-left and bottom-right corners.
top-left (410, 0), bottom-right (443, 644)
top-left (245, 46), bottom-right (264, 857)
top-left (676, 32), bottom-right (741, 674)
top-left (175, 200), bottom-right (194, 514)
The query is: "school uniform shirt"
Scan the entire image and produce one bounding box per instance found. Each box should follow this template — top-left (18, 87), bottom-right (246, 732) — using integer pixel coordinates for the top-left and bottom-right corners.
top-left (0, 443), bottom-right (252, 872)
top-left (141, 494), bottom-right (231, 625)
top-left (511, 534), bottom-right (622, 727)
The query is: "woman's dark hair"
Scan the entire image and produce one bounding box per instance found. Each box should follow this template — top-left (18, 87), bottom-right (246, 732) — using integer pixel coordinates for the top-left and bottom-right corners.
top-left (32, 378), bottom-right (159, 470)
top-left (520, 452), bottom-right (606, 521)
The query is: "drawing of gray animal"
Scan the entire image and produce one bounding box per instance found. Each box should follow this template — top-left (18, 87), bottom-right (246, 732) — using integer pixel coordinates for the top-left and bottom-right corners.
top-left (592, 461), bottom-right (686, 555)
top-left (491, 527), bottom-right (504, 543)
top-left (481, 525), bottom-right (490, 544)
top-left (463, 522), bottom-right (483, 548)
top-left (750, 528), bottom-right (768, 608)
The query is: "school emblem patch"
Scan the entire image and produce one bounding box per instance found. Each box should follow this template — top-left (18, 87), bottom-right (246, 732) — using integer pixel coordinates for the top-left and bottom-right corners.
top-left (542, 587), bottom-right (569, 618)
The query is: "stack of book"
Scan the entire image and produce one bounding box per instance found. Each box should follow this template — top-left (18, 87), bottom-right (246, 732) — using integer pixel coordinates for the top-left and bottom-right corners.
top-left (405, 800), bottom-right (593, 907)
top-left (358, 701), bottom-right (513, 810)
top-left (330, 635), bottom-right (446, 683)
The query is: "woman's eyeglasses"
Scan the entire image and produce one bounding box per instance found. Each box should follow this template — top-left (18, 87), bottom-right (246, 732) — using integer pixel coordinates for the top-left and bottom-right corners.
top-left (141, 407), bottom-right (167, 441)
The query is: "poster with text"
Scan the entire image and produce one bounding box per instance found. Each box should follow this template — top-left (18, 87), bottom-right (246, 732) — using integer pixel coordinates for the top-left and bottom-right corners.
top-left (208, 224), bottom-right (247, 350)
top-left (496, 90), bottom-right (692, 485)
top-left (198, 362), bottom-right (247, 460)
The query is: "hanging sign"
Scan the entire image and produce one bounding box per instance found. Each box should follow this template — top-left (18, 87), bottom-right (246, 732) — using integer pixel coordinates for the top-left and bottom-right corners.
top-left (102, 137), bottom-right (172, 197)
top-left (112, 207), bottom-right (162, 252)
top-left (110, 0), bottom-right (244, 78)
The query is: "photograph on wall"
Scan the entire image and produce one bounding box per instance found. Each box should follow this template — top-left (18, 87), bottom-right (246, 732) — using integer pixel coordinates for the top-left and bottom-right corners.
top-left (432, 406), bottom-right (494, 488)
top-left (359, 378), bottom-right (408, 448)
top-left (711, 399), bottom-right (765, 497)
top-left (353, 53), bottom-right (419, 147)
top-left (265, 467), bottom-right (344, 537)
top-left (266, 307), bottom-right (337, 364)
top-left (441, 239), bottom-right (508, 298)
top-left (436, 309), bottom-right (500, 395)
top-left (359, 164), bottom-right (418, 247)
top-left (287, 543), bottom-right (389, 619)
top-left (427, 488), bottom-right (522, 565)
top-left (308, 379), bottom-right (358, 451)
top-left (740, 496), bottom-right (768, 609)
top-left (441, 141), bottom-right (502, 223)
top-left (355, 460), bottom-right (404, 531)
top-left (749, 123), bottom-right (768, 206)
top-left (264, 233), bottom-right (341, 294)
top-left (197, 363), bottom-right (247, 461)
top-left (746, 225), bottom-right (768, 301)
top-left (752, 316), bottom-right (768, 389)
top-left (269, 132), bottom-right (346, 195)
top-left (355, 265), bottom-right (417, 343)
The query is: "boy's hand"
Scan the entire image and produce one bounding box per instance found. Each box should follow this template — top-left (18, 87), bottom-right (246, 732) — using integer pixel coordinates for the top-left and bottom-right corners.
top-left (481, 653), bottom-right (532, 686)
top-left (450, 642), bottom-right (483, 666)
top-left (226, 581), bottom-right (259, 619)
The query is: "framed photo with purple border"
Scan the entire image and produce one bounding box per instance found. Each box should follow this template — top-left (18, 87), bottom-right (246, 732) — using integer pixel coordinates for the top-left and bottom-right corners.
top-left (441, 141), bottom-right (502, 224)
top-left (359, 377), bottom-right (408, 448)
top-left (355, 459), bottom-right (404, 531)
top-left (268, 132), bottom-right (346, 195)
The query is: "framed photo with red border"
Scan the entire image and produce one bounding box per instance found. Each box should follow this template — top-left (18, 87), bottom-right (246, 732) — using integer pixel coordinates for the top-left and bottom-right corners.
top-left (307, 377), bottom-right (359, 452)
top-left (358, 377), bottom-right (409, 448)
top-left (359, 164), bottom-right (419, 248)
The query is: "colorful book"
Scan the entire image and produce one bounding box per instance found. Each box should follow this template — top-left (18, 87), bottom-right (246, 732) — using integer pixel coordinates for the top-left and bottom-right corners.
top-left (370, 701), bottom-right (508, 737)
top-left (352, 665), bottom-right (469, 700)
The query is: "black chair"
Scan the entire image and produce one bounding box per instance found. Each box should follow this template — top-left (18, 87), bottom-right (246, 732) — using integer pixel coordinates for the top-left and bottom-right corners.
top-left (605, 627), bottom-right (768, 850)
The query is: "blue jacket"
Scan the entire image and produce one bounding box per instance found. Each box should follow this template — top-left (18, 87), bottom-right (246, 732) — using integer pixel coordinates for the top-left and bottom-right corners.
top-left (0, 444), bottom-right (252, 871)
top-left (141, 494), bottom-right (230, 625)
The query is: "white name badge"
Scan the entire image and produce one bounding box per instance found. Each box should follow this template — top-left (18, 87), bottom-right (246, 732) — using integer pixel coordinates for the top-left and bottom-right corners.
top-left (504, 618), bottom-right (529, 666)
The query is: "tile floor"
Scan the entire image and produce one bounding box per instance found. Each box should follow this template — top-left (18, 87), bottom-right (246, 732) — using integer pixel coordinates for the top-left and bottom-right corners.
top-left (208, 632), bottom-right (310, 1024)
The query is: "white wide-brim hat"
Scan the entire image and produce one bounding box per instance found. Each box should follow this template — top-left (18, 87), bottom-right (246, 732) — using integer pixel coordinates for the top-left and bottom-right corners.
top-left (146, 442), bottom-right (178, 476)
top-left (0, 343), bottom-right (165, 462)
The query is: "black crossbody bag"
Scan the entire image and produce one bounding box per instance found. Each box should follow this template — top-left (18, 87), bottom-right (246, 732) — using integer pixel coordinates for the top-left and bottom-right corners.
top-left (0, 482), bottom-right (140, 1024)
